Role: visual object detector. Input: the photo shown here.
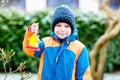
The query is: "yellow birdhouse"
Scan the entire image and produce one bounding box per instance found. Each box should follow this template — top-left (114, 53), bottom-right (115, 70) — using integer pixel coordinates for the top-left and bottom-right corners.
top-left (26, 34), bottom-right (40, 51)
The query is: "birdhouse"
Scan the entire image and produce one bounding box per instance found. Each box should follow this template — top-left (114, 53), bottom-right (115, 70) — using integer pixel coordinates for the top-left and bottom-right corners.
top-left (26, 34), bottom-right (40, 51)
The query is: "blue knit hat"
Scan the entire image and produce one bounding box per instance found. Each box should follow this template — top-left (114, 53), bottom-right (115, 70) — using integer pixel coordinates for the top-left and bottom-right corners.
top-left (51, 5), bottom-right (76, 33)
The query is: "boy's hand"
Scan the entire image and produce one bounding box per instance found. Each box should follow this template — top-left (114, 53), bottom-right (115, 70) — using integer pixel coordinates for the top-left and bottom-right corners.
top-left (28, 23), bottom-right (39, 34)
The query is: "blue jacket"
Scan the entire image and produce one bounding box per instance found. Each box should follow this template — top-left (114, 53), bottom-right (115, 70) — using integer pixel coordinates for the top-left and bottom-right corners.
top-left (23, 30), bottom-right (91, 80)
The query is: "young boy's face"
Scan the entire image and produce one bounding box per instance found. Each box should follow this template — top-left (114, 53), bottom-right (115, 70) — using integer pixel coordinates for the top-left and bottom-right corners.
top-left (54, 22), bottom-right (72, 39)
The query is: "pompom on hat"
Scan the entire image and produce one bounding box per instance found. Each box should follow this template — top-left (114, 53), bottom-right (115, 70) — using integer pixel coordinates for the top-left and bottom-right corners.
top-left (51, 5), bottom-right (76, 33)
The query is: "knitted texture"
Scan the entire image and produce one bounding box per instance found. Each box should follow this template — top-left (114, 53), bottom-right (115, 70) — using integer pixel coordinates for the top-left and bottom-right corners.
top-left (51, 5), bottom-right (76, 33)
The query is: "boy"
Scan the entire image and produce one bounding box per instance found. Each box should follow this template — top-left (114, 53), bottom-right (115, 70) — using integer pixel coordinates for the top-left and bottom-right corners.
top-left (23, 5), bottom-right (91, 80)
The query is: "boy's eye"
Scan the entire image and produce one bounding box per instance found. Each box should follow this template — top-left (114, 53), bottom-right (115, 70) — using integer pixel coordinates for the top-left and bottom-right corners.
top-left (65, 25), bottom-right (70, 28)
top-left (56, 24), bottom-right (61, 27)
top-left (55, 23), bottom-right (70, 28)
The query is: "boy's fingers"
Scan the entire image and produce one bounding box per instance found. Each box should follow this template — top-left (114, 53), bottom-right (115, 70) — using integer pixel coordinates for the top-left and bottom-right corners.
top-left (30, 23), bottom-right (39, 34)
top-left (32, 23), bottom-right (39, 28)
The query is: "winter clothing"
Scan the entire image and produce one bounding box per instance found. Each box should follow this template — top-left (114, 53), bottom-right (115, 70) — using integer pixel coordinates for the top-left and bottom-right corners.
top-left (23, 5), bottom-right (91, 80)
top-left (51, 5), bottom-right (76, 33)
top-left (23, 31), bottom-right (90, 80)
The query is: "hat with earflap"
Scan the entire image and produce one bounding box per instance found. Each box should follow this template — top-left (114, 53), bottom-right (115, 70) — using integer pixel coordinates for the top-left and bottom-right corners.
top-left (51, 5), bottom-right (76, 34)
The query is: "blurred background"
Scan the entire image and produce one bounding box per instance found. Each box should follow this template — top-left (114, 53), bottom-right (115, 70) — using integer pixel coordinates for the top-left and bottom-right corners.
top-left (0, 0), bottom-right (120, 80)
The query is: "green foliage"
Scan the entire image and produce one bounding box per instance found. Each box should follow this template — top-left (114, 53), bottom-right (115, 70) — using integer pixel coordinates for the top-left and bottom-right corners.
top-left (0, 8), bottom-right (40, 73)
top-left (75, 11), bottom-right (106, 48)
top-left (0, 8), bottom-right (119, 73)
top-left (105, 35), bottom-right (120, 72)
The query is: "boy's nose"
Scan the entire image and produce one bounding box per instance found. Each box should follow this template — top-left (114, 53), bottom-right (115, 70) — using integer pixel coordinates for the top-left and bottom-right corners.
top-left (60, 26), bottom-right (65, 31)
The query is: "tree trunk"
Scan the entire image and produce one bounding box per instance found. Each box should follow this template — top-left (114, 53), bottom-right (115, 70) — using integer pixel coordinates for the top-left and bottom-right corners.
top-left (90, 0), bottom-right (120, 79)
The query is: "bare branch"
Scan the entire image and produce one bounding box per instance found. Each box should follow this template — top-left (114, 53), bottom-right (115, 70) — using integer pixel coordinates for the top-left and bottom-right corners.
top-left (0, 0), bottom-right (9, 7)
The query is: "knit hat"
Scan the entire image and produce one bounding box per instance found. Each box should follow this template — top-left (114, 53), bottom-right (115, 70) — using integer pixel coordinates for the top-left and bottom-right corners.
top-left (51, 5), bottom-right (76, 33)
